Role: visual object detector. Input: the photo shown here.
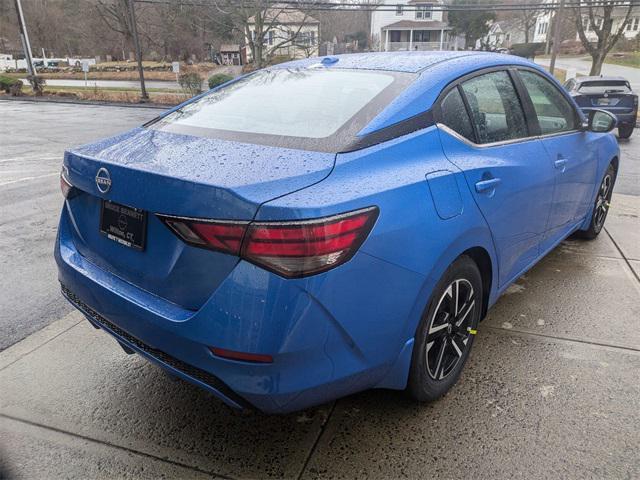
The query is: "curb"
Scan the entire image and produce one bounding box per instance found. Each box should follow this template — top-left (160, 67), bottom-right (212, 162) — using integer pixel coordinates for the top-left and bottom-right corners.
top-left (0, 96), bottom-right (169, 110)
top-left (0, 312), bottom-right (83, 371)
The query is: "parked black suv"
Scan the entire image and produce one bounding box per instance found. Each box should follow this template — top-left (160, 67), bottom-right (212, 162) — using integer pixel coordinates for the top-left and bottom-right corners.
top-left (564, 76), bottom-right (637, 139)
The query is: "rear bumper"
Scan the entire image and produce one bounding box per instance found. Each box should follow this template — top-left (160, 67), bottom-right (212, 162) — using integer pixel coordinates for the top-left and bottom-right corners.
top-left (609, 111), bottom-right (637, 127)
top-left (55, 204), bottom-right (424, 413)
top-left (581, 107), bottom-right (637, 127)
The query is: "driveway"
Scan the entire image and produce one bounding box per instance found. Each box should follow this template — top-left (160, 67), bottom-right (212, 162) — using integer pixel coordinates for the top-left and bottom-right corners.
top-left (1, 100), bottom-right (639, 479)
top-left (535, 56), bottom-right (640, 92)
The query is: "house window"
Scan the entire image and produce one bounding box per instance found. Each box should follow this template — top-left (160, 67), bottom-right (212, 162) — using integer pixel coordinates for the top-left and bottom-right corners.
top-left (413, 30), bottom-right (434, 42)
top-left (628, 17), bottom-right (639, 31)
top-left (297, 31), bottom-right (317, 46)
top-left (415, 4), bottom-right (432, 20)
top-left (396, 4), bottom-right (403, 16)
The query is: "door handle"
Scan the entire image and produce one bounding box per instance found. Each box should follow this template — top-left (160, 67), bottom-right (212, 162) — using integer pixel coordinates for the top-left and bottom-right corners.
top-left (554, 157), bottom-right (568, 171)
top-left (475, 177), bottom-right (501, 193)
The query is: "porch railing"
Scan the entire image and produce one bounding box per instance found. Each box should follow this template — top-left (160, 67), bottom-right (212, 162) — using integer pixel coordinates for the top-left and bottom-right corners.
top-left (387, 41), bottom-right (448, 51)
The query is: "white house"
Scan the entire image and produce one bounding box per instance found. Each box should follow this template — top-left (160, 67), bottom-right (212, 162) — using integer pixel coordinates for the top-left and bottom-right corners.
top-left (533, 7), bottom-right (552, 44)
top-left (371, 0), bottom-right (453, 51)
top-left (246, 8), bottom-right (320, 62)
top-left (533, 1), bottom-right (639, 44)
top-left (579, 4), bottom-right (640, 41)
top-left (476, 19), bottom-right (527, 50)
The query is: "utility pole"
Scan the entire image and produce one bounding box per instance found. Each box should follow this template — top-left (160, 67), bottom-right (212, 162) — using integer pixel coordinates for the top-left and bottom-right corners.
top-left (549, 0), bottom-right (565, 76)
top-left (127, 0), bottom-right (148, 102)
top-left (13, 0), bottom-right (36, 78)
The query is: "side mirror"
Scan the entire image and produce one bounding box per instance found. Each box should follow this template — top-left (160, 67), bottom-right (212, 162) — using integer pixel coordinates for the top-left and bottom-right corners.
top-left (582, 109), bottom-right (617, 133)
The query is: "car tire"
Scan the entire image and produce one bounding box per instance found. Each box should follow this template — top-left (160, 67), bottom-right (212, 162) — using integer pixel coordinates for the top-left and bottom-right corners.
top-left (576, 163), bottom-right (616, 240)
top-left (407, 255), bottom-right (482, 402)
top-left (618, 125), bottom-right (634, 139)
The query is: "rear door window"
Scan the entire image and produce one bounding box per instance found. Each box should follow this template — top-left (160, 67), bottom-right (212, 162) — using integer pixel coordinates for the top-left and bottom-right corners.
top-left (460, 71), bottom-right (528, 144)
top-left (439, 87), bottom-right (475, 141)
top-left (518, 70), bottom-right (577, 135)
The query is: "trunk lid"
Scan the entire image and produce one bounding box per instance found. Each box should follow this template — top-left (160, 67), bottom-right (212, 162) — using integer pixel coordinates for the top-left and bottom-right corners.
top-left (63, 127), bottom-right (335, 310)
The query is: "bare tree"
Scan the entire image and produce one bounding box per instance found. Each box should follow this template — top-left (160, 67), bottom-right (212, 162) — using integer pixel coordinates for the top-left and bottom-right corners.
top-left (208, 1), bottom-right (318, 68)
top-left (514, 4), bottom-right (548, 44)
top-left (95, 0), bottom-right (136, 59)
top-left (574, 0), bottom-right (635, 75)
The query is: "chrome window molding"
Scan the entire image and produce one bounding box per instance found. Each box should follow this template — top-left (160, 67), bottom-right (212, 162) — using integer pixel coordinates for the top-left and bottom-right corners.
top-left (436, 123), bottom-right (584, 149)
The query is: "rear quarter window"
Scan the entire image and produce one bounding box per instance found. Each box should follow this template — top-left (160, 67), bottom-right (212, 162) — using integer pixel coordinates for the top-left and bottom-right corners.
top-left (439, 87), bottom-right (475, 142)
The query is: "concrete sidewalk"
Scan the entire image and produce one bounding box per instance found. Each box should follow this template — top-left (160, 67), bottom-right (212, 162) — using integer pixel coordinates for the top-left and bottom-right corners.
top-left (1, 194), bottom-right (639, 479)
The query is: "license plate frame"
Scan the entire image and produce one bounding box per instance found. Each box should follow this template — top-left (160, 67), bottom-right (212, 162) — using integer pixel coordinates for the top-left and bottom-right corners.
top-left (597, 97), bottom-right (611, 106)
top-left (99, 200), bottom-right (147, 251)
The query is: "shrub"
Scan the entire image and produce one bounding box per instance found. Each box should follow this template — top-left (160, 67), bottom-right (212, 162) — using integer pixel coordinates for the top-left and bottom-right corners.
top-left (0, 75), bottom-right (23, 95)
top-left (178, 71), bottom-right (203, 96)
top-left (208, 73), bottom-right (233, 89)
top-left (510, 43), bottom-right (544, 59)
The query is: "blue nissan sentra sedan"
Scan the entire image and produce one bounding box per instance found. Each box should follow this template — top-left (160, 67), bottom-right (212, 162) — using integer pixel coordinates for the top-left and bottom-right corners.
top-left (56, 52), bottom-right (620, 413)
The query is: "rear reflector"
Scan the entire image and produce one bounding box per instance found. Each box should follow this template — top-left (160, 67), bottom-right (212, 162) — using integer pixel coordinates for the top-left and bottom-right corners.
top-left (158, 206), bottom-right (379, 278)
top-left (210, 347), bottom-right (273, 364)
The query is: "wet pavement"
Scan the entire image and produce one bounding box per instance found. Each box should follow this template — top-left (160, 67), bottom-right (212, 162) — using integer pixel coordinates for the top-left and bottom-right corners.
top-left (1, 100), bottom-right (639, 479)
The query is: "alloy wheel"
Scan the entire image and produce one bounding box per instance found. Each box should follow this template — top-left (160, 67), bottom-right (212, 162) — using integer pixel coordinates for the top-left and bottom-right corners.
top-left (425, 278), bottom-right (476, 380)
top-left (594, 173), bottom-right (613, 231)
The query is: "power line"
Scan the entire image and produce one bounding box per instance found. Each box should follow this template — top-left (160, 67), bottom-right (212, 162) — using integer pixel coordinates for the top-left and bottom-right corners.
top-left (132, 0), bottom-right (640, 10)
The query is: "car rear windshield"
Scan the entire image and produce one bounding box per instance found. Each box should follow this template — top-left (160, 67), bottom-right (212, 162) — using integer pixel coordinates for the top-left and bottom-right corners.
top-left (150, 68), bottom-right (411, 151)
top-left (578, 80), bottom-right (631, 94)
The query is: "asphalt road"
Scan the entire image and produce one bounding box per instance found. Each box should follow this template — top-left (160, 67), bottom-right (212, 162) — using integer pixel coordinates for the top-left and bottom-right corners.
top-left (0, 101), bottom-right (158, 350)
top-left (0, 100), bottom-right (639, 478)
top-left (535, 56), bottom-right (640, 92)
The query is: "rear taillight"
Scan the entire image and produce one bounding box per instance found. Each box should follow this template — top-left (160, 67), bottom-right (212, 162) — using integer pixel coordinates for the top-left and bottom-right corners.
top-left (60, 166), bottom-right (74, 199)
top-left (158, 206), bottom-right (379, 278)
top-left (162, 218), bottom-right (249, 255)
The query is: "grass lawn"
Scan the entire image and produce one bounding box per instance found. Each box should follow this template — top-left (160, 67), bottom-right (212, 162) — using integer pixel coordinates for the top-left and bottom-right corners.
top-left (2, 62), bottom-right (220, 82)
top-left (539, 66), bottom-right (567, 83)
top-left (605, 52), bottom-right (640, 69)
top-left (9, 85), bottom-right (191, 106)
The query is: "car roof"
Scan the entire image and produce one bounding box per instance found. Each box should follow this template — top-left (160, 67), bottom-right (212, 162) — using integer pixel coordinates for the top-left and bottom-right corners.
top-left (277, 51), bottom-right (478, 73)
top-left (278, 52), bottom-right (549, 134)
top-left (276, 51), bottom-right (541, 74)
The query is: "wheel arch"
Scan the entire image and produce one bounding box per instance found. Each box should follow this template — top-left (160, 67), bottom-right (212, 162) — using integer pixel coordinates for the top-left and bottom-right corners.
top-left (610, 155), bottom-right (619, 174)
top-left (460, 246), bottom-right (493, 321)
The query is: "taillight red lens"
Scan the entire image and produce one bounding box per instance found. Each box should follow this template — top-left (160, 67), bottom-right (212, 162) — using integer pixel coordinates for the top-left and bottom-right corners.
top-left (161, 218), bottom-right (249, 255)
top-left (60, 167), bottom-right (74, 199)
top-left (158, 206), bottom-right (379, 278)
